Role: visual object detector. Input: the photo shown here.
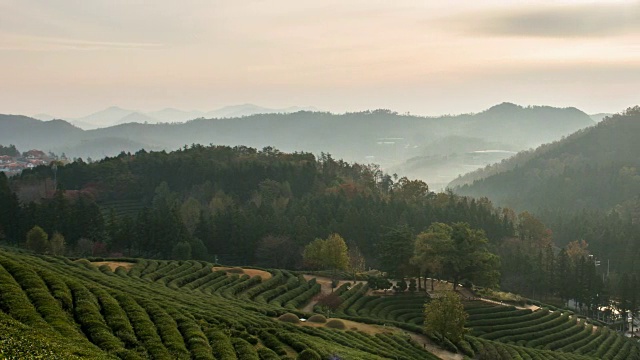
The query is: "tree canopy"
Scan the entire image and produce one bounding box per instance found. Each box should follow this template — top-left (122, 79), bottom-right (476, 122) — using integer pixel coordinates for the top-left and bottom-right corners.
top-left (302, 234), bottom-right (349, 272)
top-left (423, 291), bottom-right (468, 343)
top-left (414, 222), bottom-right (500, 290)
top-left (9, 145), bottom-right (515, 266)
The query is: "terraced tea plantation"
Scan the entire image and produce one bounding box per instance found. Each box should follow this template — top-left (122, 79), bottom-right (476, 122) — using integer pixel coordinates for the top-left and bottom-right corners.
top-left (1, 247), bottom-right (638, 359)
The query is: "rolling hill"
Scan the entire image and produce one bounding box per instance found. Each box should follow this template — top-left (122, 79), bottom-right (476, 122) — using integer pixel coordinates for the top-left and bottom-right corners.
top-left (451, 106), bottom-right (640, 213)
top-left (1, 247), bottom-right (636, 359)
top-left (2, 103), bottom-right (594, 187)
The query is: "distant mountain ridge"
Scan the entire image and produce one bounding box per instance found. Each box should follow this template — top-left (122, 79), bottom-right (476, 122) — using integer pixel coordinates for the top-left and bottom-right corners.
top-left (39, 104), bottom-right (319, 129)
top-left (451, 107), bottom-right (640, 212)
top-left (3, 103), bottom-right (595, 186)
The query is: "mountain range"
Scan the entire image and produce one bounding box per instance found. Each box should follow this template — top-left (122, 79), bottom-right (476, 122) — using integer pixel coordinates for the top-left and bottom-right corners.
top-left (3, 103), bottom-right (597, 188)
top-left (31, 104), bottom-right (318, 130)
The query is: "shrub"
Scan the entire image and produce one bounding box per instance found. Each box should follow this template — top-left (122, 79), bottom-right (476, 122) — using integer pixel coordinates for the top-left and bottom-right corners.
top-left (307, 315), bottom-right (327, 323)
top-left (206, 329), bottom-right (236, 360)
top-left (259, 330), bottom-right (287, 355)
top-left (409, 278), bottom-right (417, 292)
top-left (395, 279), bottom-right (407, 293)
top-left (257, 347), bottom-right (280, 360)
top-left (232, 338), bottom-right (259, 360)
top-left (297, 349), bottom-right (321, 360)
top-left (325, 320), bottom-right (346, 330)
top-left (227, 267), bottom-right (245, 274)
top-left (115, 294), bottom-right (172, 359)
top-left (278, 313), bottom-right (300, 323)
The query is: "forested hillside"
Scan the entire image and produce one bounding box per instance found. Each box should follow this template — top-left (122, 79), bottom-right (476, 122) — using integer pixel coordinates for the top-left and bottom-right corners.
top-left (452, 106), bottom-right (640, 273)
top-left (452, 107), bottom-right (640, 212)
top-left (4, 139), bottom-right (640, 360)
top-left (4, 145), bottom-right (512, 267)
top-left (1, 103), bottom-right (594, 188)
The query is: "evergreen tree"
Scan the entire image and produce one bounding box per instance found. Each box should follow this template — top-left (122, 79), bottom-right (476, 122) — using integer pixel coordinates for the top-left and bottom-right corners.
top-left (377, 225), bottom-right (415, 278)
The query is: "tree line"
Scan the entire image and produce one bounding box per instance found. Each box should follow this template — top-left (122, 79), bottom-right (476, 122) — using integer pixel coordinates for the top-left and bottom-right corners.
top-left (6, 145), bottom-right (513, 263)
top-left (4, 144), bottom-right (635, 315)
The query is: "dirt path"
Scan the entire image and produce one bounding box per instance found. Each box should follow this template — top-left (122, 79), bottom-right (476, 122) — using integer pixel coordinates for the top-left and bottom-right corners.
top-left (456, 287), bottom-right (539, 311)
top-left (292, 317), bottom-right (461, 360)
top-left (407, 332), bottom-right (464, 360)
top-left (212, 267), bottom-right (272, 280)
top-left (91, 261), bottom-right (134, 271)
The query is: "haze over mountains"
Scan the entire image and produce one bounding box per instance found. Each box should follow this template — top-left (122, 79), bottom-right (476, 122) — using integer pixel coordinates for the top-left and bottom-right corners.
top-left (451, 107), bottom-right (640, 214)
top-left (32, 104), bottom-right (319, 130)
top-left (3, 102), bottom-right (597, 189)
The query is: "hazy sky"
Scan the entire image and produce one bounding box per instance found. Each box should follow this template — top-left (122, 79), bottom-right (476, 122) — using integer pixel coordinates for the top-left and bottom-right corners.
top-left (1, 0), bottom-right (639, 118)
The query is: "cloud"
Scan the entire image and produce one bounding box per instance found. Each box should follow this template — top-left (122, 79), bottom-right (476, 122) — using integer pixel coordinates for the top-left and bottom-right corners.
top-left (447, 2), bottom-right (640, 38)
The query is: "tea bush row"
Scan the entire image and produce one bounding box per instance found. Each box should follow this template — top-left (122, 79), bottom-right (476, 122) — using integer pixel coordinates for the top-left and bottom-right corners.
top-left (89, 286), bottom-right (140, 351)
top-left (468, 308), bottom-right (531, 322)
top-left (205, 329), bottom-right (236, 360)
top-left (285, 282), bottom-right (321, 309)
top-left (66, 280), bottom-right (126, 354)
top-left (337, 283), bottom-right (369, 312)
top-left (168, 309), bottom-right (214, 360)
top-left (477, 310), bottom-right (559, 337)
top-left (115, 294), bottom-right (173, 359)
top-left (137, 299), bottom-right (190, 358)
top-left (494, 313), bottom-right (575, 343)
top-left (241, 270), bottom-right (285, 300)
top-left (0, 256), bottom-right (82, 341)
top-left (469, 308), bottom-right (546, 329)
top-left (183, 270), bottom-right (226, 291)
top-left (270, 278), bottom-right (317, 307)
top-left (232, 337), bottom-right (259, 360)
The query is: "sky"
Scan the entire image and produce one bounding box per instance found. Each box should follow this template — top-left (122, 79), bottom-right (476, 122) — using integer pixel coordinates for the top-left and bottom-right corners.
top-left (1, 0), bottom-right (639, 118)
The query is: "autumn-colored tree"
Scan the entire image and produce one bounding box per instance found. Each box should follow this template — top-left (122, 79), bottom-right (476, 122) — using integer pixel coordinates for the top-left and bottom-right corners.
top-left (517, 211), bottom-right (552, 248)
top-left (424, 291), bottom-right (468, 343)
top-left (323, 233), bottom-right (349, 272)
top-left (315, 293), bottom-right (343, 315)
top-left (566, 239), bottom-right (589, 264)
top-left (302, 234), bottom-right (349, 273)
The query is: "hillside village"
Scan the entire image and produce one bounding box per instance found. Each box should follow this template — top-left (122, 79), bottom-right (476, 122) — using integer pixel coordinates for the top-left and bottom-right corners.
top-left (0, 146), bottom-right (65, 177)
